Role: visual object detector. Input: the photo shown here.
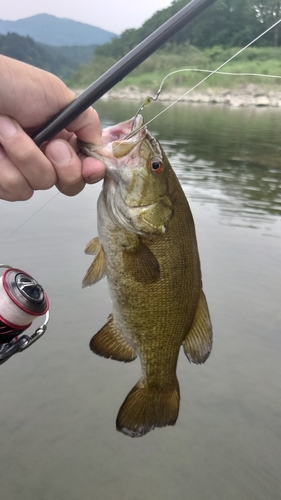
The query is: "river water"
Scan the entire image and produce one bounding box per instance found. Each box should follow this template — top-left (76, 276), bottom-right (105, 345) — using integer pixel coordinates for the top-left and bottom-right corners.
top-left (1, 101), bottom-right (280, 500)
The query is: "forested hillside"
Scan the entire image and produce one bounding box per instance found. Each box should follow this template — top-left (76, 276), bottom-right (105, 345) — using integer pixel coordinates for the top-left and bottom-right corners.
top-left (95, 0), bottom-right (281, 60)
top-left (69, 0), bottom-right (281, 90)
top-left (0, 33), bottom-right (97, 79)
top-left (0, 12), bottom-right (115, 78)
top-left (1, 0), bottom-right (280, 88)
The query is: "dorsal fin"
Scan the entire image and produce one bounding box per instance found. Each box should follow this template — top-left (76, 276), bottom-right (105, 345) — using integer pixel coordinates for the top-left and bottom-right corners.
top-left (82, 237), bottom-right (106, 288)
top-left (84, 236), bottom-right (102, 255)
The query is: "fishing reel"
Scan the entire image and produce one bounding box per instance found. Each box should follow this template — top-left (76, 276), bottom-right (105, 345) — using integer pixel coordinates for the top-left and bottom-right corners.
top-left (0, 265), bottom-right (49, 364)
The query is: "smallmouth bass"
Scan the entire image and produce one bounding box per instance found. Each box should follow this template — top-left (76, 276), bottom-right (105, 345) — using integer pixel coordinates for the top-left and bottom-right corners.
top-left (80, 115), bottom-right (212, 437)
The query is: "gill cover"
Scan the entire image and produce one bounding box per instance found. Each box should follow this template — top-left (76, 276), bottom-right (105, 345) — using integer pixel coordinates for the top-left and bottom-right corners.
top-left (80, 116), bottom-right (173, 236)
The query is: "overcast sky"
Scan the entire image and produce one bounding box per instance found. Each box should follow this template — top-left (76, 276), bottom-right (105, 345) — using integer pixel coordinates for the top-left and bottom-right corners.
top-left (1, 0), bottom-right (173, 34)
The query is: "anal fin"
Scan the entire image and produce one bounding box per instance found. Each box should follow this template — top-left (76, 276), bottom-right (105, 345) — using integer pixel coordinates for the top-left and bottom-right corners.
top-left (182, 291), bottom-right (212, 364)
top-left (82, 237), bottom-right (106, 288)
top-left (90, 314), bottom-right (137, 362)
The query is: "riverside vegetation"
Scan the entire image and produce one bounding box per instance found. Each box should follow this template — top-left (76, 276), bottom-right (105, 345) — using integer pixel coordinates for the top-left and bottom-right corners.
top-left (1, 0), bottom-right (280, 103)
top-left (68, 45), bottom-right (281, 107)
top-left (67, 0), bottom-right (281, 105)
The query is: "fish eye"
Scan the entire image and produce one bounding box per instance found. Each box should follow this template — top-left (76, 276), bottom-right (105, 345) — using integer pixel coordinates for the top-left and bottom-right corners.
top-left (149, 157), bottom-right (163, 173)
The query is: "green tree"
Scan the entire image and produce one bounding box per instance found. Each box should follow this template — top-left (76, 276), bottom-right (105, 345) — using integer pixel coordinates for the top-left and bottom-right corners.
top-left (254, 0), bottom-right (281, 45)
top-left (95, 0), bottom-right (280, 58)
top-left (181, 0), bottom-right (262, 48)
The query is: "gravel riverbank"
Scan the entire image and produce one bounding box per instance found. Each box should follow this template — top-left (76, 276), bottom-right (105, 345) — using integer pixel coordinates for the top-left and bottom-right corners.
top-left (75, 84), bottom-right (281, 108)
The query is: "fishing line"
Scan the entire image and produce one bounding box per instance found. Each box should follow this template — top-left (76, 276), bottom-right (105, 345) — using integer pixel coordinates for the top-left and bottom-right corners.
top-left (133, 17), bottom-right (281, 132)
top-left (2, 17), bottom-right (281, 247)
top-left (149, 67), bottom-right (281, 82)
top-left (0, 189), bottom-right (62, 246)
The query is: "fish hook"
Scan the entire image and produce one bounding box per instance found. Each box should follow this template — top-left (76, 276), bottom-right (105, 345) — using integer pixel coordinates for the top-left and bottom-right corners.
top-left (131, 86), bottom-right (162, 132)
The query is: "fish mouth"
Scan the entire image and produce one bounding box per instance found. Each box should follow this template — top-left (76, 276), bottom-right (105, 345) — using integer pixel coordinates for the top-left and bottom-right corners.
top-left (104, 116), bottom-right (147, 185)
top-left (78, 115), bottom-right (146, 161)
top-left (102, 114), bottom-right (145, 144)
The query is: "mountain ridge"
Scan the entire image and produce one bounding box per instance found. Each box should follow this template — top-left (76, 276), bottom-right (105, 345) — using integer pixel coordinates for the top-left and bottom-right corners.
top-left (0, 13), bottom-right (116, 46)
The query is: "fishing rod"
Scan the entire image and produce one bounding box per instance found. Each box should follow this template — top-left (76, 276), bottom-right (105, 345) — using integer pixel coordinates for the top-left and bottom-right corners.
top-left (32, 0), bottom-right (217, 146)
top-left (1, 0), bottom-right (217, 364)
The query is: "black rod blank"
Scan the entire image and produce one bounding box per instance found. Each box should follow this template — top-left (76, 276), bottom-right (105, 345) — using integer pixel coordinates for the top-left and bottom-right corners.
top-left (32, 0), bottom-right (216, 146)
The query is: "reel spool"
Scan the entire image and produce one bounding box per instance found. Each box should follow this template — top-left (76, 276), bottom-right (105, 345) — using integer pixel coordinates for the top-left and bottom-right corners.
top-left (0, 265), bottom-right (49, 364)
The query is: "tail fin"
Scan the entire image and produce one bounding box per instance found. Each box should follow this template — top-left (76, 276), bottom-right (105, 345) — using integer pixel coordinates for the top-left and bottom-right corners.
top-left (116, 378), bottom-right (180, 437)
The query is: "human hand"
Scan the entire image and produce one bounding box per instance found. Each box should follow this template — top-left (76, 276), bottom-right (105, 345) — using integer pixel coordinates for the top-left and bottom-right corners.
top-left (0, 55), bottom-right (106, 201)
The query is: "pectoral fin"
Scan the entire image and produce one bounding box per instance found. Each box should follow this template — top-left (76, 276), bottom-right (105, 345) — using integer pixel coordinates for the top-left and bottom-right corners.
top-left (140, 198), bottom-right (173, 234)
top-left (123, 240), bottom-right (160, 284)
top-left (182, 291), bottom-right (212, 364)
top-left (130, 198), bottom-right (173, 236)
top-left (82, 237), bottom-right (106, 288)
top-left (90, 314), bottom-right (137, 362)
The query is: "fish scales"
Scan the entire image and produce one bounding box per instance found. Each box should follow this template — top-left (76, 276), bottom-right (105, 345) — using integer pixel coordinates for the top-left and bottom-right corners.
top-left (98, 173), bottom-right (199, 383)
top-left (80, 115), bottom-right (212, 437)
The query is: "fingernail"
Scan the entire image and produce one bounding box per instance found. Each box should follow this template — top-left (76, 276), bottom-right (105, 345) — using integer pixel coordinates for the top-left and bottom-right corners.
top-left (0, 116), bottom-right (17, 139)
top-left (49, 140), bottom-right (72, 164)
top-left (87, 173), bottom-right (104, 184)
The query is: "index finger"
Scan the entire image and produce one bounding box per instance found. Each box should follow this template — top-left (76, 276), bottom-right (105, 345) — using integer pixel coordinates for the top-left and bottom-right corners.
top-left (66, 107), bottom-right (102, 146)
